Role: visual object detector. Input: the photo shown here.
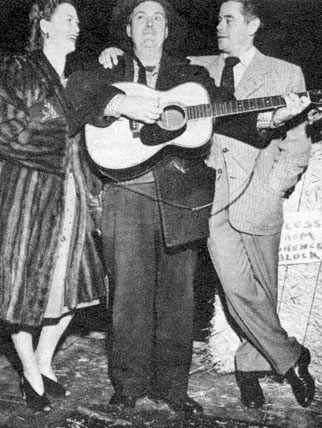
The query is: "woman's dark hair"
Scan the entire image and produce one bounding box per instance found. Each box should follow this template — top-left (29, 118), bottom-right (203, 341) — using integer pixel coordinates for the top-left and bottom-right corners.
top-left (26, 0), bottom-right (76, 52)
top-left (109, 0), bottom-right (188, 55)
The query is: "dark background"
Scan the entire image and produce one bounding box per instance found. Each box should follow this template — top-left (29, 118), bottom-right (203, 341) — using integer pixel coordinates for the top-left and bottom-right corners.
top-left (1, 0), bottom-right (322, 89)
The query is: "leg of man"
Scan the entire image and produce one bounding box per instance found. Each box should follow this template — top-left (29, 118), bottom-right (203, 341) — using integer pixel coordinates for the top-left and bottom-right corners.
top-left (207, 207), bottom-right (302, 375)
top-left (152, 240), bottom-right (196, 400)
top-left (101, 183), bottom-right (159, 399)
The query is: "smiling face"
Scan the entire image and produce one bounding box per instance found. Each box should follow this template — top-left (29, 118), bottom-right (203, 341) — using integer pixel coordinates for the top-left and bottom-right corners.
top-left (126, 1), bottom-right (168, 54)
top-left (40, 2), bottom-right (79, 55)
top-left (216, 1), bottom-right (260, 57)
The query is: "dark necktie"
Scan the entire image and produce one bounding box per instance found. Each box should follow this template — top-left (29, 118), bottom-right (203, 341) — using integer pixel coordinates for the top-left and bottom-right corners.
top-left (220, 56), bottom-right (240, 95)
top-left (131, 57), bottom-right (149, 134)
top-left (134, 56), bottom-right (147, 85)
top-left (134, 56), bottom-right (156, 85)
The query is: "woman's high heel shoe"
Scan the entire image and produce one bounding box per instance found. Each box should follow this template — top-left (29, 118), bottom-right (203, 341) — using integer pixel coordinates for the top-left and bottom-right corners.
top-left (42, 374), bottom-right (70, 397)
top-left (20, 375), bottom-right (51, 412)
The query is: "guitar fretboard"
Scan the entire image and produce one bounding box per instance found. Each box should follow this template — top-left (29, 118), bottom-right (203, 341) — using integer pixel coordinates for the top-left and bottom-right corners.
top-left (187, 91), bottom-right (310, 120)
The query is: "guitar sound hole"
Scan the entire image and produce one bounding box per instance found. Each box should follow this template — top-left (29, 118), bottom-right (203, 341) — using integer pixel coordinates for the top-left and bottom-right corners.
top-left (160, 104), bottom-right (186, 131)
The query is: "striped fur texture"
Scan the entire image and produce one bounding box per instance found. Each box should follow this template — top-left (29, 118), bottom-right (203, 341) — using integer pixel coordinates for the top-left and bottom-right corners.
top-left (0, 51), bottom-right (105, 327)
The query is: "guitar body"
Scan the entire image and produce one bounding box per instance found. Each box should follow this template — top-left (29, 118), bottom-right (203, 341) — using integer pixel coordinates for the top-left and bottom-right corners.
top-left (85, 82), bottom-right (213, 180)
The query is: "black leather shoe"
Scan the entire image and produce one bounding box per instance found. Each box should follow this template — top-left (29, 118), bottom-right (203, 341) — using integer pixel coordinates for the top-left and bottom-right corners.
top-left (42, 374), bottom-right (70, 397)
top-left (285, 347), bottom-right (315, 407)
top-left (162, 395), bottom-right (203, 415)
top-left (20, 375), bottom-right (51, 412)
top-left (109, 393), bottom-right (137, 409)
top-left (236, 371), bottom-right (265, 409)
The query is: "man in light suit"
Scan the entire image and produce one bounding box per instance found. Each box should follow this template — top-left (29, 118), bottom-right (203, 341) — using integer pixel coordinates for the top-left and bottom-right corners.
top-left (190, 0), bottom-right (314, 410)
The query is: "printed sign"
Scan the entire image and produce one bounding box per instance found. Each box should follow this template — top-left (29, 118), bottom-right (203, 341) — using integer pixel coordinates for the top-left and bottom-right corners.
top-left (279, 210), bottom-right (322, 265)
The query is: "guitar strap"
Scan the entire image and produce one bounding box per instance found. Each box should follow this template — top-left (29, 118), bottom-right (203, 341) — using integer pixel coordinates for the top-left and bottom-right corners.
top-left (110, 182), bottom-right (214, 211)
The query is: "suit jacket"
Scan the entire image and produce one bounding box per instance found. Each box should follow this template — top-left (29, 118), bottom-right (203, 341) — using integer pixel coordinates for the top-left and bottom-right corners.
top-left (67, 53), bottom-right (264, 247)
top-left (189, 49), bottom-right (311, 235)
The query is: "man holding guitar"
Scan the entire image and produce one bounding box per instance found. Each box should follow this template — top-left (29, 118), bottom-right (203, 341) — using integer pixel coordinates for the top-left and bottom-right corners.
top-left (189, 0), bottom-right (315, 410)
top-left (67, 0), bottom-right (311, 414)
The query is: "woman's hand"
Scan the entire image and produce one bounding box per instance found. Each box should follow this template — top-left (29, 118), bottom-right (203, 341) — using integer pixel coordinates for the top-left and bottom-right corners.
top-left (99, 47), bottom-right (124, 69)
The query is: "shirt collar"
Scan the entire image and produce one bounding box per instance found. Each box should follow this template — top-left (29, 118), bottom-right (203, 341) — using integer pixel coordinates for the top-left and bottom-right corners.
top-left (238, 46), bottom-right (256, 68)
top-left (223, 46), bottom-right (256, 68)
top-left (133, 59), bottom-right (160, 88)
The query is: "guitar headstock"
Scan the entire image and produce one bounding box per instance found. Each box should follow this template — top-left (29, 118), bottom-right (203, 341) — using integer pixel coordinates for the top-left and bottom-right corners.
top-left (309, 89), bottom-right (322, 106)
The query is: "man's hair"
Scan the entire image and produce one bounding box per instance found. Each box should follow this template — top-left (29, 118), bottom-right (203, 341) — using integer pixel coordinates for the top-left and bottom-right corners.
top-left (125, 0), bottom-right (171, 25)
top-left (221, 0), bottom-right (261, 23)
top-left (109, 0), bottom-right (188, 55)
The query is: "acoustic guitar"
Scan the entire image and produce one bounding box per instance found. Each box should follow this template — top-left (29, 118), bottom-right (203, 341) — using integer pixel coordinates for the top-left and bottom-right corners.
top-left (85, 82), bottom-right (321, 181)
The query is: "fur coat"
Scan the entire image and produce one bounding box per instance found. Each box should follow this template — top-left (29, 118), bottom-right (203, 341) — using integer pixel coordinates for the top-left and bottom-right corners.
top-left (0, 51), bottom-right (106, 326)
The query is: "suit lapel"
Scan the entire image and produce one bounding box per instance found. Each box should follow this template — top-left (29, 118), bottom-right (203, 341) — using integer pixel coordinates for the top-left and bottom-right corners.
top-left (122, 54), bottom-right (135, 82)
top-left (155, 54), bottom-right (175, 90)
top-left (235, 50), bottom-right (269, 99)
top-left (155, 58), bottom-right (166, 90)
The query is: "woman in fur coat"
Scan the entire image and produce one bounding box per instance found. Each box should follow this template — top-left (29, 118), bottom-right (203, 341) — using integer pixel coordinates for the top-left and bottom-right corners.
top-left (0, 0), bottom-right (105, 412)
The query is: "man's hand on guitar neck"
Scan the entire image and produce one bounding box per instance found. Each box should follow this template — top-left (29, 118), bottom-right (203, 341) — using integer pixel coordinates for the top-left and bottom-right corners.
top-left (110, 95), bottom-right (164, 124)
top-left (270, 93), bottom-right (311, 128)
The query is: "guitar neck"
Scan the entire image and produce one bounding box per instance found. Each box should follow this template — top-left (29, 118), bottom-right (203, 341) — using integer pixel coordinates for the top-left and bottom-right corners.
top-left (187, 91), bottom-right (310, 120)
